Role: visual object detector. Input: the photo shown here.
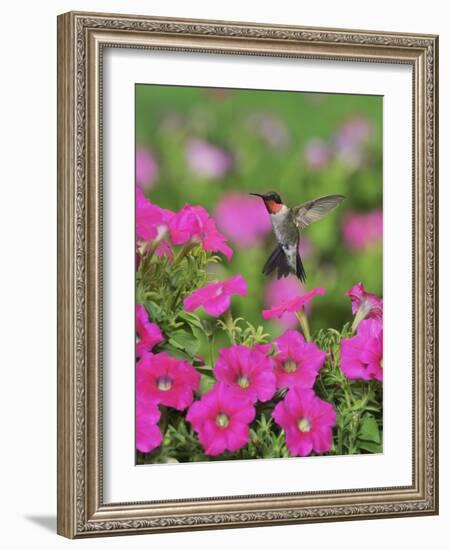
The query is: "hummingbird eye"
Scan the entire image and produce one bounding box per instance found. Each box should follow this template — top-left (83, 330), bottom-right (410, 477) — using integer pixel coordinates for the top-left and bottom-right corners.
top-left (270, 192), bottom-right (282, 204)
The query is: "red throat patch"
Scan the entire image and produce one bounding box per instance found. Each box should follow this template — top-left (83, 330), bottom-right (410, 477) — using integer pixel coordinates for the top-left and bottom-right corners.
top-left (266, 200), bottom-right (283, 214)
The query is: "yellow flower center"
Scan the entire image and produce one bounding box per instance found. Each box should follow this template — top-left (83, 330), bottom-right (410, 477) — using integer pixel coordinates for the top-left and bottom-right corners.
top-left (283, 359), bottom-right (298, 373)
top-left (298, 417), bottom-right (311, 432)
top-left (237, 375), bottom-right (250, 388)
top-left (216, 413), bottom-right (230, 428)
top-left (157, 376), bottom-right (173, 391)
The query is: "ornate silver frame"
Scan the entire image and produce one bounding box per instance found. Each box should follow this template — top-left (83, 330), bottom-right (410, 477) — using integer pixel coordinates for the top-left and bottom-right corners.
top-left (57, 11), bottom-right (439, 538)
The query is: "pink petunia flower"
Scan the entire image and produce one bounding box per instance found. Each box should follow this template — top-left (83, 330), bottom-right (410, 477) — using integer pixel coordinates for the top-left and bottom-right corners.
top-left (346, 282), bottom-right (383, 322)
top-left (186, 384), bottom-right (256, 456)
top-left (136, 148), bottom-right (158, 191)
top-left (185, 139), bottom-right (233, 180)
top-left (262, 287), bottom-right (325, 320)
top-left (136, 305), bottom-right (164, 358)
top-left (184, 274), bottom-right (247, 317)
top-left (215, 193), bottom-right (272, 247)
top-left (246, 112), bottom-right (290, 150)
top-left (303, 138), bottom-right (331, 170)
top-left (264, 277), bottom-right (305, 328)
top-left (273, 388), bottom-right (336, 456)
top-left (136, 397), bottom-right (162, 453)
top-left (213, 345), bottom-right (276, 403)
top-left (333, 115), bottom-right (373, 169)
top-left (340, 318), bottom-right (383, 381)
top-left (154, 239), bottom-right (174, 261)
top-left (136, 187), bottom-right (174, 242)
top-left (136, 352), bottom-right (200, 410)
top-left (342, 210), bottom-right (383, 251)
top-left (273, 329), bottom-right (326, 390)
top-left (169, 204), bottom-right (233, 260)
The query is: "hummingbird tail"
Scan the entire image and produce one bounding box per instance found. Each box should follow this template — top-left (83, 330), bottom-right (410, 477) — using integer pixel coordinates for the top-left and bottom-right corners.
top-left (296, 251), bottom-right (306, 283)
top-left (262, 246), bottom-right (306, 282)
top-left (262, 246), bottom-right (290, 279)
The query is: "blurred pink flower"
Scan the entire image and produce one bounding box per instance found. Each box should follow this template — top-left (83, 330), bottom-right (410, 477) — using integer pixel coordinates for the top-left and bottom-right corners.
top-left (215, 193), bottom-right (272, 247)
top-left (262, 287), bottom-right (325, 321)
top-left (136, 187), bottom-right (174, 242)
top-left (272, 388), bottom-right (336, 456)
top-left (184, 274), bottom-right (247, 317)
top-left (136, 305), bottom-right (164, 358)
top-left (342, 210), bottom-right (383, 251)
top-left (186, 383), bottom-right (255, 456)
top-left (185, 139), bottom-right (233, 179)
top-left (340, 318), bottom-right (383, 382)
top-left (303, 138), bottom-right (331, 169)
top-left (346, 282), bottom-right (383, 322)
top-left (136, 148), bottom-right (158, 191)
top-left (136, 352), bottom-right (200, 411)
top-left (335, 115), bottom-right (373, 147)
top-left (299, 237), bottom-right (312, 259)
top-left (273, 329), bottom-right (325, 390)
top-left (264, 278), bottom-right (304, 328)
top-left (247, 112), bottom-right (290, 150)
top-left (333, 115), bottom-right (373, 169)
top-left (169, 204), bottom-right (233, 260)
top-left (136, 397), bottom-right (162, 453)
top-left (213, 344), bottom-right (276, 403)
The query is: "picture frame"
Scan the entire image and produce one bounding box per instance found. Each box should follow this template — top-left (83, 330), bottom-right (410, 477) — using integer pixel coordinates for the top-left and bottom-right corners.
top-left (57, 11), bottom-right (439, 538)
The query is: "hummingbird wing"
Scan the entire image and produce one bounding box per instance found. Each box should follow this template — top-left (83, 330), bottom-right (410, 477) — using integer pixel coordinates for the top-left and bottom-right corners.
top-left (292, 195), bottom-right (345, 230)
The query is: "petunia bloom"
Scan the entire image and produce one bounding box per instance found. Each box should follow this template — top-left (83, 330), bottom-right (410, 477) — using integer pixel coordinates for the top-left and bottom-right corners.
top-left (135, 305), bottom-right (164, 358)
top-left (215, 192), bottom-right (272, 247)
top-left (154, 239), bottom-right (174, 261)
top-left (272, 388), bottom-right (336, 456)
top-left (185, 139), bottom-right (233, 180)
top-left (246, 112), bottom-right (290, 150)
top-left (346, 282), bottom-right (383, 323)
top-left (136, 397), bottom-right (162, 453)
top-left (303, 138), bottom-right (331, 170)
top-left (136, 352), bottom-right (200, 410)
top-left (342, 210), bottom-right (383, 251)
top-left (186, 384), bottom-right (256, 456)
top-left (136, 187), bottom-right (174, 242)
top-left (136, 148), bottom-right (158, 191)
top-left (169, 204), bottom-right (233, 260)
top-left (262, 287), bottom-right (325, 320)
top-left (264, 277), bottom-right (305, 328)
top-left (273, 329), bottom-right (325, 390)
top-left (340, 318), bottom-right (383, 381)
top-left (184, 274), bottom-right (247, 317)
top-left (333, 115), bottom-right (373, 169)
top-left (213, 345), bottom-right (276, 403)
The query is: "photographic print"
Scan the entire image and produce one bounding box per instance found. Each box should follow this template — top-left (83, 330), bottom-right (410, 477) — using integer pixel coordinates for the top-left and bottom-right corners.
top-left (135, 85), bottom-right (383, 464)
top-left (58, 12), bottom-right (438, 537)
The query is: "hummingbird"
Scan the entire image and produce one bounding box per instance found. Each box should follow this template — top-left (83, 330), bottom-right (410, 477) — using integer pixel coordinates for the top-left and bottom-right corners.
top-left (249, 192), bottom-right (345, 282)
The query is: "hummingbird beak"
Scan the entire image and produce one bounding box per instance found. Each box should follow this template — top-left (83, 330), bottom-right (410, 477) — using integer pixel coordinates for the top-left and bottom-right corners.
top-left (249, 193), bottom-right (264, 199)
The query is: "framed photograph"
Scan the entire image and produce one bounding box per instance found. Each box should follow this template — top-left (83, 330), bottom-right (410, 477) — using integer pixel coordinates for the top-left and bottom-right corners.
top-left (57, 11), bottom-right (439, 538)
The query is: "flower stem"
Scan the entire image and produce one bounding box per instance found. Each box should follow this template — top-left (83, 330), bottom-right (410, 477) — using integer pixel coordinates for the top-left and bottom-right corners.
top-left (295, 309), bottom-right (311, 342)
top-left (224, 309), bottom-right (236, 344)
top-left (351, 307), bottom-right (367, 333)
top-left (208, 333), bottom-right (216, 368)
top-left (173, 241), bottom-right (198, 266)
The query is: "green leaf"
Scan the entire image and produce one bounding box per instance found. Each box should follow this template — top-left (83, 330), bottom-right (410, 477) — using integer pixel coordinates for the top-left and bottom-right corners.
top-left (161, 344), bottom-right (187, 360)
top-left (200, 374), bottom-right (215, 394)
top-left (357, 440), bottom-right (382, 453)
top-left (358, 414), bottom-right (381, 443)
top-left (168, 330), bottom-right (200, 356)
top-left (177, 311), bottom-right (204, 331)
